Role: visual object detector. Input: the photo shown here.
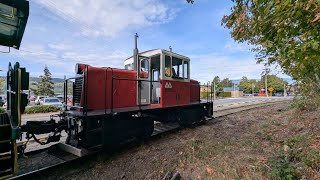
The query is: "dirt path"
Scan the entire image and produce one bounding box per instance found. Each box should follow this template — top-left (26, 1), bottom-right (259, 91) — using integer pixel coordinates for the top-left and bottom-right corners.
top-left (61, 102), bottom-right (320, 179)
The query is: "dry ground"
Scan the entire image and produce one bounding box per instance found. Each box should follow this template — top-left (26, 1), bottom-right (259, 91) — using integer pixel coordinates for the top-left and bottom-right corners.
top-left (61, 102), bottom-right (320, 180)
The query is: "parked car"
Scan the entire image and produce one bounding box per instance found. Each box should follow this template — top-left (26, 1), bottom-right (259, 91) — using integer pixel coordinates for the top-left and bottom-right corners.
top-left (41, 97), bottom-right (63, 107)
top-left (35, 96), bottom-right (48, 105)
top-left (56, 95), bottom-right (64, 102)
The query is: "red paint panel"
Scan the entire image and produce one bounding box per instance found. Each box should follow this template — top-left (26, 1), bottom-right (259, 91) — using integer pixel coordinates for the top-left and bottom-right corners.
top-left (80, 66), bottom-right (137, 111)
top-left (190, 79), bottom-right (200, 103)
top-left (161, 80), bottom-right (190, 107)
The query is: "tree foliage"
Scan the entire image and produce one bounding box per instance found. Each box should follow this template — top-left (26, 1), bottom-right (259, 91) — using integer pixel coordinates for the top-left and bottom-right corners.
top-left (0, 78), bottom-right (5, 94)
top-left (239, 75), bottom-right (288, 93)
top-left (212, 76), bottom-right (234, 94)
top-left (31, 66), bottom-right (55, 96)
top-left (239, 76), bottom-right (259, 93)
top-left (262, 75), bottom-right (288, 92)
top-left (222, 0), bottom-right (320, 93)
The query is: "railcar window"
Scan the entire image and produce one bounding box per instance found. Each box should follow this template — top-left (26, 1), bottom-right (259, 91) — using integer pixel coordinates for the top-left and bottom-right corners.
top-left (165, 55), bottom-right (171, 77)
top-left (140, 59), bottom-right (149, 78)
top-left (183, 61), bottom-right (189, 79)
top-left (172, 57), bottom-right (183, 78)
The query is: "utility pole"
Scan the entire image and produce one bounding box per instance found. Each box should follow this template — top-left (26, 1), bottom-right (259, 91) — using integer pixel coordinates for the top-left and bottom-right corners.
top-left (233, 83), bottom-right (235, 97)
top-left (264, 64), bottom-right (269, 97)
top-left (252, 83), bottom-right (255, 96)
top-left (284, 83), bottom-right (287, 97)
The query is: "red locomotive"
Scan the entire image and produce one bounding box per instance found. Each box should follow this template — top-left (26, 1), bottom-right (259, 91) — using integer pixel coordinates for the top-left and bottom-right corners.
top-left (58, 34), bottom-right (213, 149)
top-left (1, 34), bottom-right (213, 178)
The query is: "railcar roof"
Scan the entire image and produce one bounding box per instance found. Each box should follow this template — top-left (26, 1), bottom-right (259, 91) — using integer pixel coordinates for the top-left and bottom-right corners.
top-left (125, 49), bottom-right (190, 60)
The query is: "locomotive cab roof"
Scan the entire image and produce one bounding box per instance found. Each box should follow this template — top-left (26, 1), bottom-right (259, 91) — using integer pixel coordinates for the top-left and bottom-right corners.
top-left (124, 49), bottom-right (190, 81)
top-left (124, 49), bottom-right (190, 61)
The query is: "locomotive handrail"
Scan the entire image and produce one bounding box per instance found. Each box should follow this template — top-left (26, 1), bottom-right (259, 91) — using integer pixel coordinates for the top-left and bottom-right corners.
top-left (112, 77), bottom-right (160, 83)
top-left (63, 75), bottom-right (85, 113)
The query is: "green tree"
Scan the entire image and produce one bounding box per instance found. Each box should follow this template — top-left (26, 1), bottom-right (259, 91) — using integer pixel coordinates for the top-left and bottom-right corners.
top-left (31, 66), bottom-right (55, 96)
top-left (262, 75), bottom-right (288, 93)
top-left (0, 78), bottom-right (5, 94)
top-left (222, 0), bottom-right (320, 94)
top-left (239, 76), bottom-right (259, 93)
top-left (219, 78), bottom-right (233, 90)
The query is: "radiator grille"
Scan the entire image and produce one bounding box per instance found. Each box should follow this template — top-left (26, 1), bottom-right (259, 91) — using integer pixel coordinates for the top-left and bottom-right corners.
top-left (73, 77), bottom-right (83, 104)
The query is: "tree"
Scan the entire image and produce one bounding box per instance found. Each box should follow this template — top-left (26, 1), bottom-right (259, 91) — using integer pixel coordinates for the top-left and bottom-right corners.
top-left (219, 78), bottom-right (233, 90)
top-left (31, 66), bottom-right (55, 96)
top-left (239, 76), bottom-right (259, 93)
top-left (0, 78), bottom-right (5, 94)
top-left (222, 0), bottom-right (320, 93)
top-left (262, 75), bottom-right (288, 93)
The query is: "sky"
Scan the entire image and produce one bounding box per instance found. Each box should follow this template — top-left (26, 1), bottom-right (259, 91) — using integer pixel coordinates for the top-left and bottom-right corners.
top-left (0, 0), bottom-right (290, 83)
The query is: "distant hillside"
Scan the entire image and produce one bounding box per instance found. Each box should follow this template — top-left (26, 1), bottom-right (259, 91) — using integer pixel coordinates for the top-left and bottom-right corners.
top-left (0, 76), bottom-right (69, 95)
top-left (29, 77), bottom-right (65, 83)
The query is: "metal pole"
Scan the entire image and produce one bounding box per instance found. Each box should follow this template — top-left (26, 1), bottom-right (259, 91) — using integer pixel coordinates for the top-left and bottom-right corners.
top-left (233, 83), bottom-right (235, 97)
top-left (252, 83), bottom-right (254, 96)
top-left (284, 83), bottom-right (287, 97)
top-left (133, 33), bottom-right (141, 107)
top-left (264, 64), bottom-right (268, 97)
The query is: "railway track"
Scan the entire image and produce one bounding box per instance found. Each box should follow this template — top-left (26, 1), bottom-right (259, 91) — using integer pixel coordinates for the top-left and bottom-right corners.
top-left (8, 98), bottom-right (291, 179)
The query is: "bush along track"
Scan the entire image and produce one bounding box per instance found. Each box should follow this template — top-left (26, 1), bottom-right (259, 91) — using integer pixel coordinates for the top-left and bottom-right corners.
top-left (24, 105), bottom-right (62, 114)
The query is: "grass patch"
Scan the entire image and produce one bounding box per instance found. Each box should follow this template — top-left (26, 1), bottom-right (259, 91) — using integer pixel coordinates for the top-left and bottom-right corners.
top-left (266, 135), bottom-right (320, 179)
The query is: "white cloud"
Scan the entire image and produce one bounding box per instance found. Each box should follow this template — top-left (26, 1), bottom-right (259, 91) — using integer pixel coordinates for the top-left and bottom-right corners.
top-left (48, 43), bottom-right (72, 51)
top-left (34, 0), bottom-right (177, 38)
top-left (14, 42), bottom-right (130, 77)
top-left (223, 39), bottom-right (253, 53)
top-left (189, 53), bottom-right (265, 83)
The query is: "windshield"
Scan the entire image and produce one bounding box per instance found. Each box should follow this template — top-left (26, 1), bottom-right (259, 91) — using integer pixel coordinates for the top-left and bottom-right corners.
top-left (44, 98), bottom-right (60, 103)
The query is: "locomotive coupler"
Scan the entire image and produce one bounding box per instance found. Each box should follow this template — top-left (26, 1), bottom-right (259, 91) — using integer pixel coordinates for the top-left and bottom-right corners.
top-left (21, 119), bottom-right (67, 145)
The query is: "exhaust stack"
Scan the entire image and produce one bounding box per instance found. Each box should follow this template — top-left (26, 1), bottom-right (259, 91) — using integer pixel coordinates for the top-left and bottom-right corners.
top-left (133, 33), bottom-right (139, 71)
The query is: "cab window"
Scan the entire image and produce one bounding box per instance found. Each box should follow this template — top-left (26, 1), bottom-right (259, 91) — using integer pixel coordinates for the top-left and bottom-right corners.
top-left (183, 61), bottom-right (189, 79)
top-left (172, 57), bottom-right (183, 78)
top-left (165, 55), bottom-right (171, 77)
top-left (140, 58), bottom-right (149, 78)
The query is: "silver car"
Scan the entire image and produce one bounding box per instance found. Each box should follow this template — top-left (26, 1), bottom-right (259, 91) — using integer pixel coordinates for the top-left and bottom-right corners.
top-left (41, 97), bottom-right (63, 107)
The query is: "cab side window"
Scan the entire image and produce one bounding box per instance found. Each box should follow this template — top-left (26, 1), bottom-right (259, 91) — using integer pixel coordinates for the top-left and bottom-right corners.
top-left (140, 58), bottom-right (149, 78)
top-left (172, 57), bottom-right (183, 78)
top-left (165, 55), bottom-right (171, 77)
top-left (183, 61), bottom-right (189, 79)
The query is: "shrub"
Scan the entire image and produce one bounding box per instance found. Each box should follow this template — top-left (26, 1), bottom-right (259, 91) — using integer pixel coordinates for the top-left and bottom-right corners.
top-left (291, 94), bottom-right (320, 111)
top-left (223, 92), bottom-right (231, 97)
top-left (24, 105), bottom-right (62, 114)
top-left (0, 107), bottom-right (6, 113)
